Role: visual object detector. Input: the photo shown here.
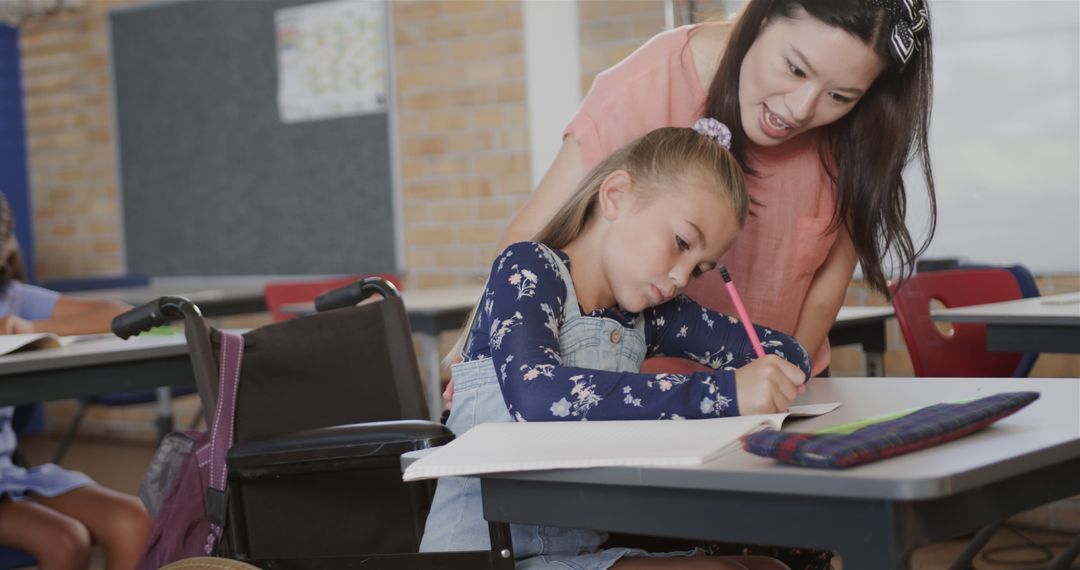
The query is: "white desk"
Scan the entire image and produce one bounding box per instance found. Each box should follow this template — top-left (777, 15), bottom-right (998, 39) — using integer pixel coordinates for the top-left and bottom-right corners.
top-left (475, 377), bottom-right (1080, 569)
top-left (932, 291), bottom-right (1080, 354)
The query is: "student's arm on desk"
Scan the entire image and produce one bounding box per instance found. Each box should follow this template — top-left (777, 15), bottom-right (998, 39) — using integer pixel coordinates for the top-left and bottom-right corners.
top-left (793, 226), bottom-right (857, 373)
top-left (648, 298), bottom-right (811, 415)
top-left (0, 296), bottom-right (131, 336)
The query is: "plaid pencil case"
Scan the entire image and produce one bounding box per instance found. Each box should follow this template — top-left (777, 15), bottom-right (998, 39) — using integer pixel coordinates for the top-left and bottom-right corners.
top-left (742, 391), bottom-right (1040, 469)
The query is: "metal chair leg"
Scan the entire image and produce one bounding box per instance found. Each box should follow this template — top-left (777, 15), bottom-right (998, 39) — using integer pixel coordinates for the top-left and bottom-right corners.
top-left (154, 387), bottom-right (175, 442)
top-left (948, 521), bottom-right (1003, 570)
top-left (51, 400), bottom-right (89, 465)
top-left (487, 521), bottom-right (515, 569)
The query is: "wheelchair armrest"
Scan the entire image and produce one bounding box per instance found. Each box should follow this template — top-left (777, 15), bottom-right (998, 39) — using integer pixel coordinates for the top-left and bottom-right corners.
top-left (227, 420), bottom-right (453, 478)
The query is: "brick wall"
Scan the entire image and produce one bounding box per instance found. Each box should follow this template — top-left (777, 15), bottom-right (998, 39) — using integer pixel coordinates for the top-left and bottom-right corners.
top-left (578, 0), bottom-right (664, 95)
top-left (18, 0), bottom-right (136, 279)
top-left (393, 0), bottom-right (530, 289)
top-left (577, 0), bottom-right (732, 94)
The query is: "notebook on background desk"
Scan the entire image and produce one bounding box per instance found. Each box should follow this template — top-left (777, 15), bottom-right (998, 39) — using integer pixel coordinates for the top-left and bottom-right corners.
top-left (0, 333), bottom-right (119, 356)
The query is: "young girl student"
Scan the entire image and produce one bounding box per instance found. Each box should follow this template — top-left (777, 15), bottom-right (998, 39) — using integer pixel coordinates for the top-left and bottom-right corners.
top-left (0, 193), bottom-right (152, 570)
top-left (420, 120), bottom-right (810, 570)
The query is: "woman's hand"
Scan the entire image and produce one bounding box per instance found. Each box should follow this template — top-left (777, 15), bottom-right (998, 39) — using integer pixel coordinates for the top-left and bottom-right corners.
top-left (0, 315), bottom-right (34, 334)
top-left (734, 354), bottom-right (807, 415)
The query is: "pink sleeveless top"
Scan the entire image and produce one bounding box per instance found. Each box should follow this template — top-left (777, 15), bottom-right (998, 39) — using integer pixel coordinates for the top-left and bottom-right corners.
top-left (564, 23), bottom-right (838, 374)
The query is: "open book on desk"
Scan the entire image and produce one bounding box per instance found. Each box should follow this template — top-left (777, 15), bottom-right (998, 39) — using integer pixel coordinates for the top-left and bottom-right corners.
top-left (0, 333), bottom-right (115, 356)
top-left (403, 402), bottom-right (840, 482)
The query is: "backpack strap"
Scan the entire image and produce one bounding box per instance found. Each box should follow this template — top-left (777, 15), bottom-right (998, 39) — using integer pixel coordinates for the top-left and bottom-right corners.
top-left (204, 330), bottom-right (244, 554)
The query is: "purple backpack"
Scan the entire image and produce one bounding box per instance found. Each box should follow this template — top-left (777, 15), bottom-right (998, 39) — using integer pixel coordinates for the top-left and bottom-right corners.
top-left (136, 332), bottom-right (244, 569)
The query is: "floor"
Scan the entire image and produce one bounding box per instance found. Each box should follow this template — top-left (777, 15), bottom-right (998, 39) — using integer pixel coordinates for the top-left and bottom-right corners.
top-left (12, 434), bottom-right (1079, 570)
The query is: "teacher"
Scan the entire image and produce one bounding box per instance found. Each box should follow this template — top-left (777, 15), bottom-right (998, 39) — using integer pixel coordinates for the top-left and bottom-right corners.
top-left (497, 0), bottom-right (935, 376)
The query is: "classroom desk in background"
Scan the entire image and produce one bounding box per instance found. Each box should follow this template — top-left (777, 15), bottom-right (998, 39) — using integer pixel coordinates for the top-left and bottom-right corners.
top-left (831, 305), bottom-right (893, 376)
top-left (285, 291), bottom-right (896, 419)
top-left (76, 273), bottom-right (896, 391)
top-left (0, 335), bottom-right (192, 407)
top-left (397, 286), bottom-right (488, 420)
top-left (471, 377), bottom-right (1080, 570)
top-left (933, 291), bottom-right (1080, 354)
top-left (72, 277), bottom-right (479, 421)
top-left (67, 275), bottom-right (336, 317)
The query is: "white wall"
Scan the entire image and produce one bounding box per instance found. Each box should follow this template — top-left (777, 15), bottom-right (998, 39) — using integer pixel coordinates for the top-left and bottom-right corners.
top-left (904, 0), bottom-right (1080, 274)
top-left (523, 0), bottom-right (581, 189)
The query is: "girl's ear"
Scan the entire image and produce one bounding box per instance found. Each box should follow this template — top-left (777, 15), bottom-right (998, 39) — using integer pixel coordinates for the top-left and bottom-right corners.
top-left (597, 170), bottom-right (634, 221)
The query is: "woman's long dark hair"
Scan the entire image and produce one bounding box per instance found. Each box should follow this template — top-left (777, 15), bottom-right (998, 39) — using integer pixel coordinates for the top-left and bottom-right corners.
top-left (705, 0), bottom-right (936, 295)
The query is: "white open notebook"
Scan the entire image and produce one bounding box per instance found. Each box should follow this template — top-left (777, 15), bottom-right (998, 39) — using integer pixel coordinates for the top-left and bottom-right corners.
top-left (0, 333), bottom-right (112, 356)
top-left (0, 333), bottom-right (67, 355)
top-left (403, 402), bottom-right (839, 482)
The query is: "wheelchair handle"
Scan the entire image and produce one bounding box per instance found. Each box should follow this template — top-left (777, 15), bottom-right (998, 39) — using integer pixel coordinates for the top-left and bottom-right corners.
top-left (111, 296), bottom-right (202, 339)
top-left (314, 276), bottom-right (400, 313)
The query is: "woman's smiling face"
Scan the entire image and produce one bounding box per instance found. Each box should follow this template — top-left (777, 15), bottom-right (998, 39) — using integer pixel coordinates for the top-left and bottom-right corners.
top-left (738, 8), bottom-right (887, 147)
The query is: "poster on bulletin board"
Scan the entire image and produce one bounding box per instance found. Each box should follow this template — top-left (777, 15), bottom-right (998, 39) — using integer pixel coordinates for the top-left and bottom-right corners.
top-left (275, 0), bottom-right (388, 123)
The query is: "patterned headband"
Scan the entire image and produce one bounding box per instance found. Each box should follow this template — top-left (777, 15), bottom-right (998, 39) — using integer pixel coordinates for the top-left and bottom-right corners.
top-left (870, 0), bottom-right (929, 70)
top-left (692, 118), bottom-right (732, 150)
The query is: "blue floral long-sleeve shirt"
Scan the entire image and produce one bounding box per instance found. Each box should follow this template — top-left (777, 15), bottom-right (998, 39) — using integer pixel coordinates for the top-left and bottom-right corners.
top-left (462, 242), bottom-right (812, 422)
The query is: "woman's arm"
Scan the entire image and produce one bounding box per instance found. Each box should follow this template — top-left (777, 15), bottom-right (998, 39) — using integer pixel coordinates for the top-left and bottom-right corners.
top-left (497, 136), bottom-right (585, 251)
top-left (792, 226), bottom-right (858, 369)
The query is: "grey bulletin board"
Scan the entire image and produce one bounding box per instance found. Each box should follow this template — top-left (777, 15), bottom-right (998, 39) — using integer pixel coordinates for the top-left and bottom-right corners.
top-left (110, 0), bottom-right (398, 276)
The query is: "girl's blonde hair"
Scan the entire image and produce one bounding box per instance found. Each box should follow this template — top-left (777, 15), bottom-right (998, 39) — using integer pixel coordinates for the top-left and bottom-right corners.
top-left (445, 126), bottom-right (749, 365)
top-left (536, 126), bottom-right (748, 249)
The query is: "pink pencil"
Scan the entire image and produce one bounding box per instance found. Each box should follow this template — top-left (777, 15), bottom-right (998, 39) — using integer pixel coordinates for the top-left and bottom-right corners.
top-left (719, 266), bottom-right (765, 358)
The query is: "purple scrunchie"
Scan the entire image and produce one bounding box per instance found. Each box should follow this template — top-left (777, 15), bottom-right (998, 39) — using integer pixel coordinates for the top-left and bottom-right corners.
top-left (692, 117), bottom-right (732, 150)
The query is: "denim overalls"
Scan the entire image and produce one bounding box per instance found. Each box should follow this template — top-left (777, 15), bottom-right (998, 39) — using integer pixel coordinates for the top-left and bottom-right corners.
top-left (420, 244), bottom-right (698, 569)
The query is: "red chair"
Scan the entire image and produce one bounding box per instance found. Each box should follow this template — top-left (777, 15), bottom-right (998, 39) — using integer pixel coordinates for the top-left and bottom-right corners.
top-left (263, 274), bottom-right (400, 322)
top-left (890, 268), bottom-right (1025, 377)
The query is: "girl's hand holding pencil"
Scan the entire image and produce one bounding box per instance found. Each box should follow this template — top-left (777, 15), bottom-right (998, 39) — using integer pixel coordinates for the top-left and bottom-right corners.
top-left (720, 265), bottom-right (808, 414)
top-left (733, 354), bottom-right (807, 415)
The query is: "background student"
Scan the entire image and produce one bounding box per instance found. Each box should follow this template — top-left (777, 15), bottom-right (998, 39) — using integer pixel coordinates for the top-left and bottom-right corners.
top-left (0, 192), bottom-right (151, 570)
